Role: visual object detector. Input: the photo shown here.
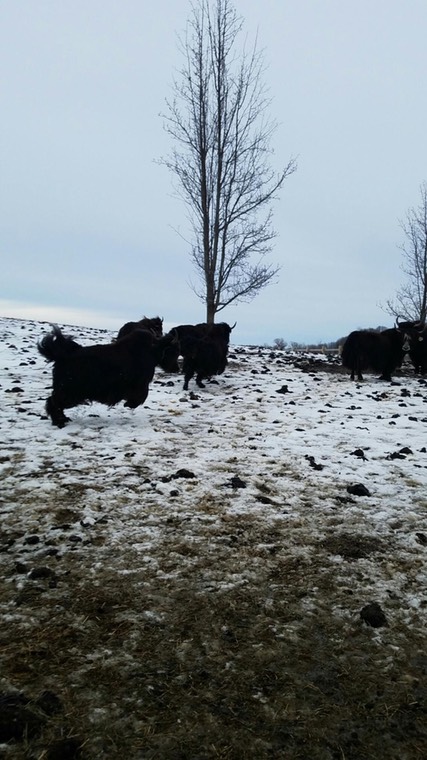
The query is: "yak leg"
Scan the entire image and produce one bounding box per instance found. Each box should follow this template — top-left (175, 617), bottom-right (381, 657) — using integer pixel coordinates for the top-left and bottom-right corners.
top-left (350, 367), bottom-right (363, 381)
top-left (355, 358), bottom-right (364, 381)
top-left (195, 373), bottom-right (206, 388)
top-left (46, 395), bottom-right (71, 428)
top-left (123, 384), bottom-right (149, 409)
top-left (183, 366), bottom-right (194, 391)
top-left (379, 362), bottom-right (394, 382)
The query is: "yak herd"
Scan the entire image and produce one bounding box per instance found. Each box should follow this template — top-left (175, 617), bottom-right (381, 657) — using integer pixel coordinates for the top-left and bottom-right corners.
top-left (38, 318), bottom-right (235, 427)
top-left (341, 319), bottom-right (427, 381)
top-left (37, 316), bottom-right (427, 428)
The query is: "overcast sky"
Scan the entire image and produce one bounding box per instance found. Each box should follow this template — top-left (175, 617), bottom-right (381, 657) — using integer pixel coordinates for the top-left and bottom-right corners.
top-left (2, 0), bottom-right (427, 345)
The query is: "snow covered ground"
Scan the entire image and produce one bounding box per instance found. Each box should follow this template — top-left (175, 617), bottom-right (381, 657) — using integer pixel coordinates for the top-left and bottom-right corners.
top-left (1, 316), bottom-right (426, 759)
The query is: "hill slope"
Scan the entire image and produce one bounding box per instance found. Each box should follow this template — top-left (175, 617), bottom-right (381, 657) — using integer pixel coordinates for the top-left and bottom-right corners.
top-left (1, 317), bottom-right (427, 758)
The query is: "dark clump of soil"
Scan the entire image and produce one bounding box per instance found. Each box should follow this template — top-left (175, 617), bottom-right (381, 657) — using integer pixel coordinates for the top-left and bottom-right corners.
top-left (0, 692), bottom-right (46, 742)
top-left (360, 601), bottom-right (389, 628)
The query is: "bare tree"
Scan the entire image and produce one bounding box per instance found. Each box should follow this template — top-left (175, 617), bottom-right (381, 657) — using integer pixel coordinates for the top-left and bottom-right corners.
top-left (385, 182), bottom-right (427, 323)
top-left (160, 0), bottom-right (296, 323)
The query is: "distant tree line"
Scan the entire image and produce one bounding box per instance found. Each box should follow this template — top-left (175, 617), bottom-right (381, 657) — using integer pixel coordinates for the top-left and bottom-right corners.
top-left (271, 326), bottom-right (389, 352)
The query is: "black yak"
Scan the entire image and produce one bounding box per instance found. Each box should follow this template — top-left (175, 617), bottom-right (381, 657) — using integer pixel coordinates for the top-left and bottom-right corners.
top-left (116, 316), bottom-right (163, 341)
top-left (173, 322), bottom-right (236, 390)
top-left (173, 321), bottom-right (236, 347)
top-left (38, 325), bottom-right (179, 427)
top-left (408, 325), bottom-right (427, 374)
top-left (341, 320), bottom-right (422, 381)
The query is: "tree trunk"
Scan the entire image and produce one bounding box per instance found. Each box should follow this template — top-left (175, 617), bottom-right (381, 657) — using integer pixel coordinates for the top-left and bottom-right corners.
top-left (206, 298), bottom-right (216, 324)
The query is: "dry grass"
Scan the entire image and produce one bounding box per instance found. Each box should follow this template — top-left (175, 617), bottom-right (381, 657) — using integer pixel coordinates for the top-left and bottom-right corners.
top-left (1, 492), bottom-right (427, 759)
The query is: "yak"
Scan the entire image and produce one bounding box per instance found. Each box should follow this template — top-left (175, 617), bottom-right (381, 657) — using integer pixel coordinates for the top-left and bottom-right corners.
top-left (173, 322), bottom-right (235, 350)
top-left (408, 325), bottom-right (427, 374)
top-left (38, 325), bottom-right (179, 427)
top-left (116, 316), bottom-right (163, 341)
top-left (181, 336), bottom-right (229, 390)
top-left (341, 320), bottom-right (422, 381)
top-left (173, 321), bottom-right (236, 390)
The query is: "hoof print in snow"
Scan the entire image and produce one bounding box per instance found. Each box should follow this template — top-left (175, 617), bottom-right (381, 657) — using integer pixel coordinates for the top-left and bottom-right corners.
top-left (415, 532), bottom-right (427, 546)
top-left (276, 385), bottom-right (291, 394)
top-left (360, 602), bottom-right (388, 628)
top-left (347, 483), bottom-right (371, 497)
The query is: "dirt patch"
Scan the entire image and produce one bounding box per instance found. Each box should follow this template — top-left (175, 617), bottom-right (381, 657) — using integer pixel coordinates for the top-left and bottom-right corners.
top-left (319, 532), bottom-right (388, 559)
top-left (1, 564), bottom-right (427, 759)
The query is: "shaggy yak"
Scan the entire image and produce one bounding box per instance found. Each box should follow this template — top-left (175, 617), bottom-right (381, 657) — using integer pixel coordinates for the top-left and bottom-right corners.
top-left (408, 324), bottom-right (427, 375)
top-left (173, 322), bottom-right (236, 390)
top-left (341, 320), bottom-right (423, 381)
top-left (116, 316), bottom-right (163, 340)
top-left (38, 325), bottom-right (179, 427)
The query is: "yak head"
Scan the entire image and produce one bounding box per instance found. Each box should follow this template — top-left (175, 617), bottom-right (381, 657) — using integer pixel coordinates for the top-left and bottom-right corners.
top-left (395, 317), bottom-right (425, 350)
top-left (156, 330), bottom-right (180, 373)
top-left (210, 321), bottom-right (236, 343)
top-left (144, 316), bottom-right (164, 337)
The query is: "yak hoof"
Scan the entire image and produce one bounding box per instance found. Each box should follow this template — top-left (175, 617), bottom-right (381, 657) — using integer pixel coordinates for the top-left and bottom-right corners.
top-left (53, 418), bottom-right (67, 428)
top-left (50, 413), bottom-right (70, 428)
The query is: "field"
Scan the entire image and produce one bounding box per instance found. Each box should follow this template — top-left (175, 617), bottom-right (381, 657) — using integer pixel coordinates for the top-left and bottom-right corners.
top-left (1, 317), bottom-right (427, 759)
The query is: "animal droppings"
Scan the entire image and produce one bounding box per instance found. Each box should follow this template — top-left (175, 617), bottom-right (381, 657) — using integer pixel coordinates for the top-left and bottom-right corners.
top-left (360, 602), bottom-right (388, 628)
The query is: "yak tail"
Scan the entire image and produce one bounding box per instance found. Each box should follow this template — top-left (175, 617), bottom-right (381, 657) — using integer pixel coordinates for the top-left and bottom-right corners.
top-left (37, 324), bottom-right (82, 362)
